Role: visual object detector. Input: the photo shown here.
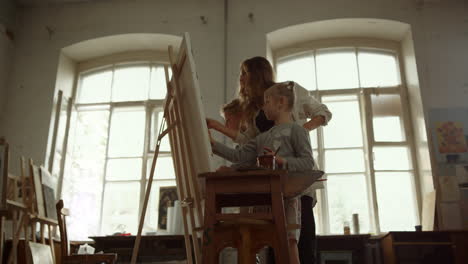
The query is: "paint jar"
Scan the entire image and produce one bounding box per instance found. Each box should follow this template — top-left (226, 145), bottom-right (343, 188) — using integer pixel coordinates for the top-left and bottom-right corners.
top-left (343, 221), bottom-right (351, 235)
top-left (257, 155), bottom-right (276, 169)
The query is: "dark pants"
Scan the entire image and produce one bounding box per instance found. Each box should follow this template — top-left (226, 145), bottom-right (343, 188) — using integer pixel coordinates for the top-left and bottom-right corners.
top-left (298, 195), bottom-right (316, 264)
top-left (267, 195), bottom-right (316, 264)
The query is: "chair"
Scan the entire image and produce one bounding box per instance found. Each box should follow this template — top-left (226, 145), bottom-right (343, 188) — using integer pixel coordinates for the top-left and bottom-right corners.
top-left (199, 169), bottom-right (323, 264)
top-left (56, 200), bottom-right (117, 264)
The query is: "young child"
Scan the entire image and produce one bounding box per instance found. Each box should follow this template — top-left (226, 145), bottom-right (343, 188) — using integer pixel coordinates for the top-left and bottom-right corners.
top-left (210, 82), bottom-right (315, 264)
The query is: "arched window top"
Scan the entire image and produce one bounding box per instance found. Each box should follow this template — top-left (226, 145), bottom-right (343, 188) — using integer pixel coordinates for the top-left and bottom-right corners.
top-left (277, 46), bottom-right (401, 91)
top-left (77, 63), bottom-right (171, 104)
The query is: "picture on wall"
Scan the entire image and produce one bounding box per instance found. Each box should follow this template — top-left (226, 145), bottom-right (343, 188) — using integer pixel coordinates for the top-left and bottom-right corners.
top-left (157, 186), bottom-right (178, 230)
top-left (429, 108), bottom-right (468, 176)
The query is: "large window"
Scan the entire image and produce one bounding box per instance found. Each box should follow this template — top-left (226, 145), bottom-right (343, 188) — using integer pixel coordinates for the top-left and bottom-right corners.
top-left (277, 47), bottom-right (419, 234)
top-left (62, 63), bottom-right (175, 240)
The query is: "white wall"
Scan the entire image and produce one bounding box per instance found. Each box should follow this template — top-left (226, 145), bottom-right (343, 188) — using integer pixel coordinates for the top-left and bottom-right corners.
top-left (0, 0), bottom-right (16, 136)
top-left (401, 31), bottom-right (434, 199)
top-left (2, 0), bottom-right (225, 166)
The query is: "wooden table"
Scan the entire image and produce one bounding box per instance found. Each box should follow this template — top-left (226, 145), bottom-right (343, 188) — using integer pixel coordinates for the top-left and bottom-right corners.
top-left (380, 231), bottom-right (468, 264)
top-left (90, 235), bottom-right (187, 263)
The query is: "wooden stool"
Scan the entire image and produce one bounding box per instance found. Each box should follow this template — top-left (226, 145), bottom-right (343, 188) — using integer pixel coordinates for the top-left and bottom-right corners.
top-left (199, 170), bottom-right (292, 264)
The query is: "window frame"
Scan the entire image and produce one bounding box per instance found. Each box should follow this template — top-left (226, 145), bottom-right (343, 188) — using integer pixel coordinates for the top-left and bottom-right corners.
top-left (59, 57), bottom-right (175, 237)
top-left (275, 41), bottom-right (422, 234)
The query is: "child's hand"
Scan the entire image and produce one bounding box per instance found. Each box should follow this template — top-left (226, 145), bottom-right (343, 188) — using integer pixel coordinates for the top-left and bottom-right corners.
top-left (263, 147), bottom-right (285, 167)
top-left (206, 118), bottom-right (223, 130)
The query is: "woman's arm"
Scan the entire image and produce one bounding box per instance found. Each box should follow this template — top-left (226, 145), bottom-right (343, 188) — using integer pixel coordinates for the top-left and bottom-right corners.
top-left (303, 115), bottom-right (325, 131)
top-left (294, 83), bottom-right (332, 131)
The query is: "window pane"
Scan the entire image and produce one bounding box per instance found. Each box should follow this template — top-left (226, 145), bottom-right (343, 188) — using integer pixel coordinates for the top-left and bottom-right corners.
top-left (376, 172), bottom-right (417, 231)
top-left (322, 95), bottom-right (363, 148)
top-left (151, 111), bottom-right (171, 152)
top-left (112, 65), bottom-right (150, 102)
top-left (78, 70), bottom-right (112, 103)
top-left (150, 66), bottom-right (170, 99)
top-left (325, 149), bottom-right (365, 173)
top-left (316, 48), bottom-right (359, 90)
top-left (373, 146), bottom-right (412, 170)
top-left (326, 174), bottom-right (370, 234)
top-left (277, 54), bottom-right (316, 91)
top-left (106, 158), bottom-right (142, 181)
top-left (147, 156), bottom-right (176, 180)
top-left (309, 129), bottom-right (318, 150)
top-left (101, 182), bottom-right (140, 235)
top-left (371, 94), bottom-right (405, 142)
top-left (358, 50), bottom-right (400, 87)
top-left (61, 109), bottom-right (109, 240)
top-left (144, 180), bottom-right (177, 233)
top-left (108, 107), bottom-right (145, 157)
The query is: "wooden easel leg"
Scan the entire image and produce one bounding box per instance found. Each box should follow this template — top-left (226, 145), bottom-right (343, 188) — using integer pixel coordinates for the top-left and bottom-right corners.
top-left (40, 223), bottom-right (45, 244)
top-left (23, 216), bottom-right (29, 243)
top-left (166, 111), bottom-right (194, 264)
top-left (47, 224), bottom-right (56, 263)
top-left (7, 210), bottom-right (18, 264)
top-left (0, 215), bottom-right (5, 264)
top-left (31, 222), bottom-right (36, 242)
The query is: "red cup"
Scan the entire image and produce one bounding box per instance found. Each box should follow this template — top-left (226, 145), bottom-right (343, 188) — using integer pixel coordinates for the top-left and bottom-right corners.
top-left (256, 155), bottom-right (276, 169)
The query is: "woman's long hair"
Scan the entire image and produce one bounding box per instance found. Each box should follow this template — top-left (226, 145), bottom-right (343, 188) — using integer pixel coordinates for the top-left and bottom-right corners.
top-left (239, 56), bottom-right (276, 125)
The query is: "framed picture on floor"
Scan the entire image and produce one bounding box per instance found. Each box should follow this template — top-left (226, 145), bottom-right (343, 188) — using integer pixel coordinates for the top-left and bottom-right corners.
top-left (158, 186), bottom-right (178, 230)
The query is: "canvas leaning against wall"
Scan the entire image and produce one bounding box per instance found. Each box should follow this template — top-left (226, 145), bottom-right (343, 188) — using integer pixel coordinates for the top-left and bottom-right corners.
top-left (429, 107), bottom-right (468, 229)
top-left (429, 108), bottom-right (468, 177)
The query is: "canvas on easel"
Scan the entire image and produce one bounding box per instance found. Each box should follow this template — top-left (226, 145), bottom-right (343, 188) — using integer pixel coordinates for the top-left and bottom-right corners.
top-left (40, 166), bottom-right (58, 220)
top-left (163, 33), bottom-right (214, 264)
top-left (31, 164), bottom-right (46, 218)
top-left (131, 33), bottom-right (213, 264)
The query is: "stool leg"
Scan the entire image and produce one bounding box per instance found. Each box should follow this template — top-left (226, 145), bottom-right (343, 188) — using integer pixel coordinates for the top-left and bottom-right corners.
top-left (202, 181), bottom-right (217, 264)
top-left (270, 177), bottom-right (290, 264)
top-left (239, 225), bottom-right (256, 264)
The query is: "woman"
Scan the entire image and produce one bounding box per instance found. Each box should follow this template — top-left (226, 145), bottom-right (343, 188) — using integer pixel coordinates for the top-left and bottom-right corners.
top-left (207, 56), bottom-right (332, 264)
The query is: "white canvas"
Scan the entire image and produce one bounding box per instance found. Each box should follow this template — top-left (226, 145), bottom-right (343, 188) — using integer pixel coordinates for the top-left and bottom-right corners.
top-left (29, 242), bottom-right (54, 264)
top-left (173, 33), bottom-right (214, 178)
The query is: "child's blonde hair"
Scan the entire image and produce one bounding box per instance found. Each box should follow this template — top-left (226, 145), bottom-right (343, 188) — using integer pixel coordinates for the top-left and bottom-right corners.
top-left (264, 81), bottom-right (295, 111)
top-left (220, 98), bottom-right (242, 118)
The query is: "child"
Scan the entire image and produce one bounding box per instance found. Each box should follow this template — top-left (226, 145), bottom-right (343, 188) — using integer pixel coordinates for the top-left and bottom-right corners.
top-left (210, 82), bottom-right (315, 264)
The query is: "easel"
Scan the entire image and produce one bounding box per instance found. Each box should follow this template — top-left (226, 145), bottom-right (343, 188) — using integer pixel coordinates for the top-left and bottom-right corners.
top-left (0, 139), bottom-right (30, 264)
top-left (28, 160), bottom-right (58, 263)
top-left (131, 34), bottom-right (210, 264)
